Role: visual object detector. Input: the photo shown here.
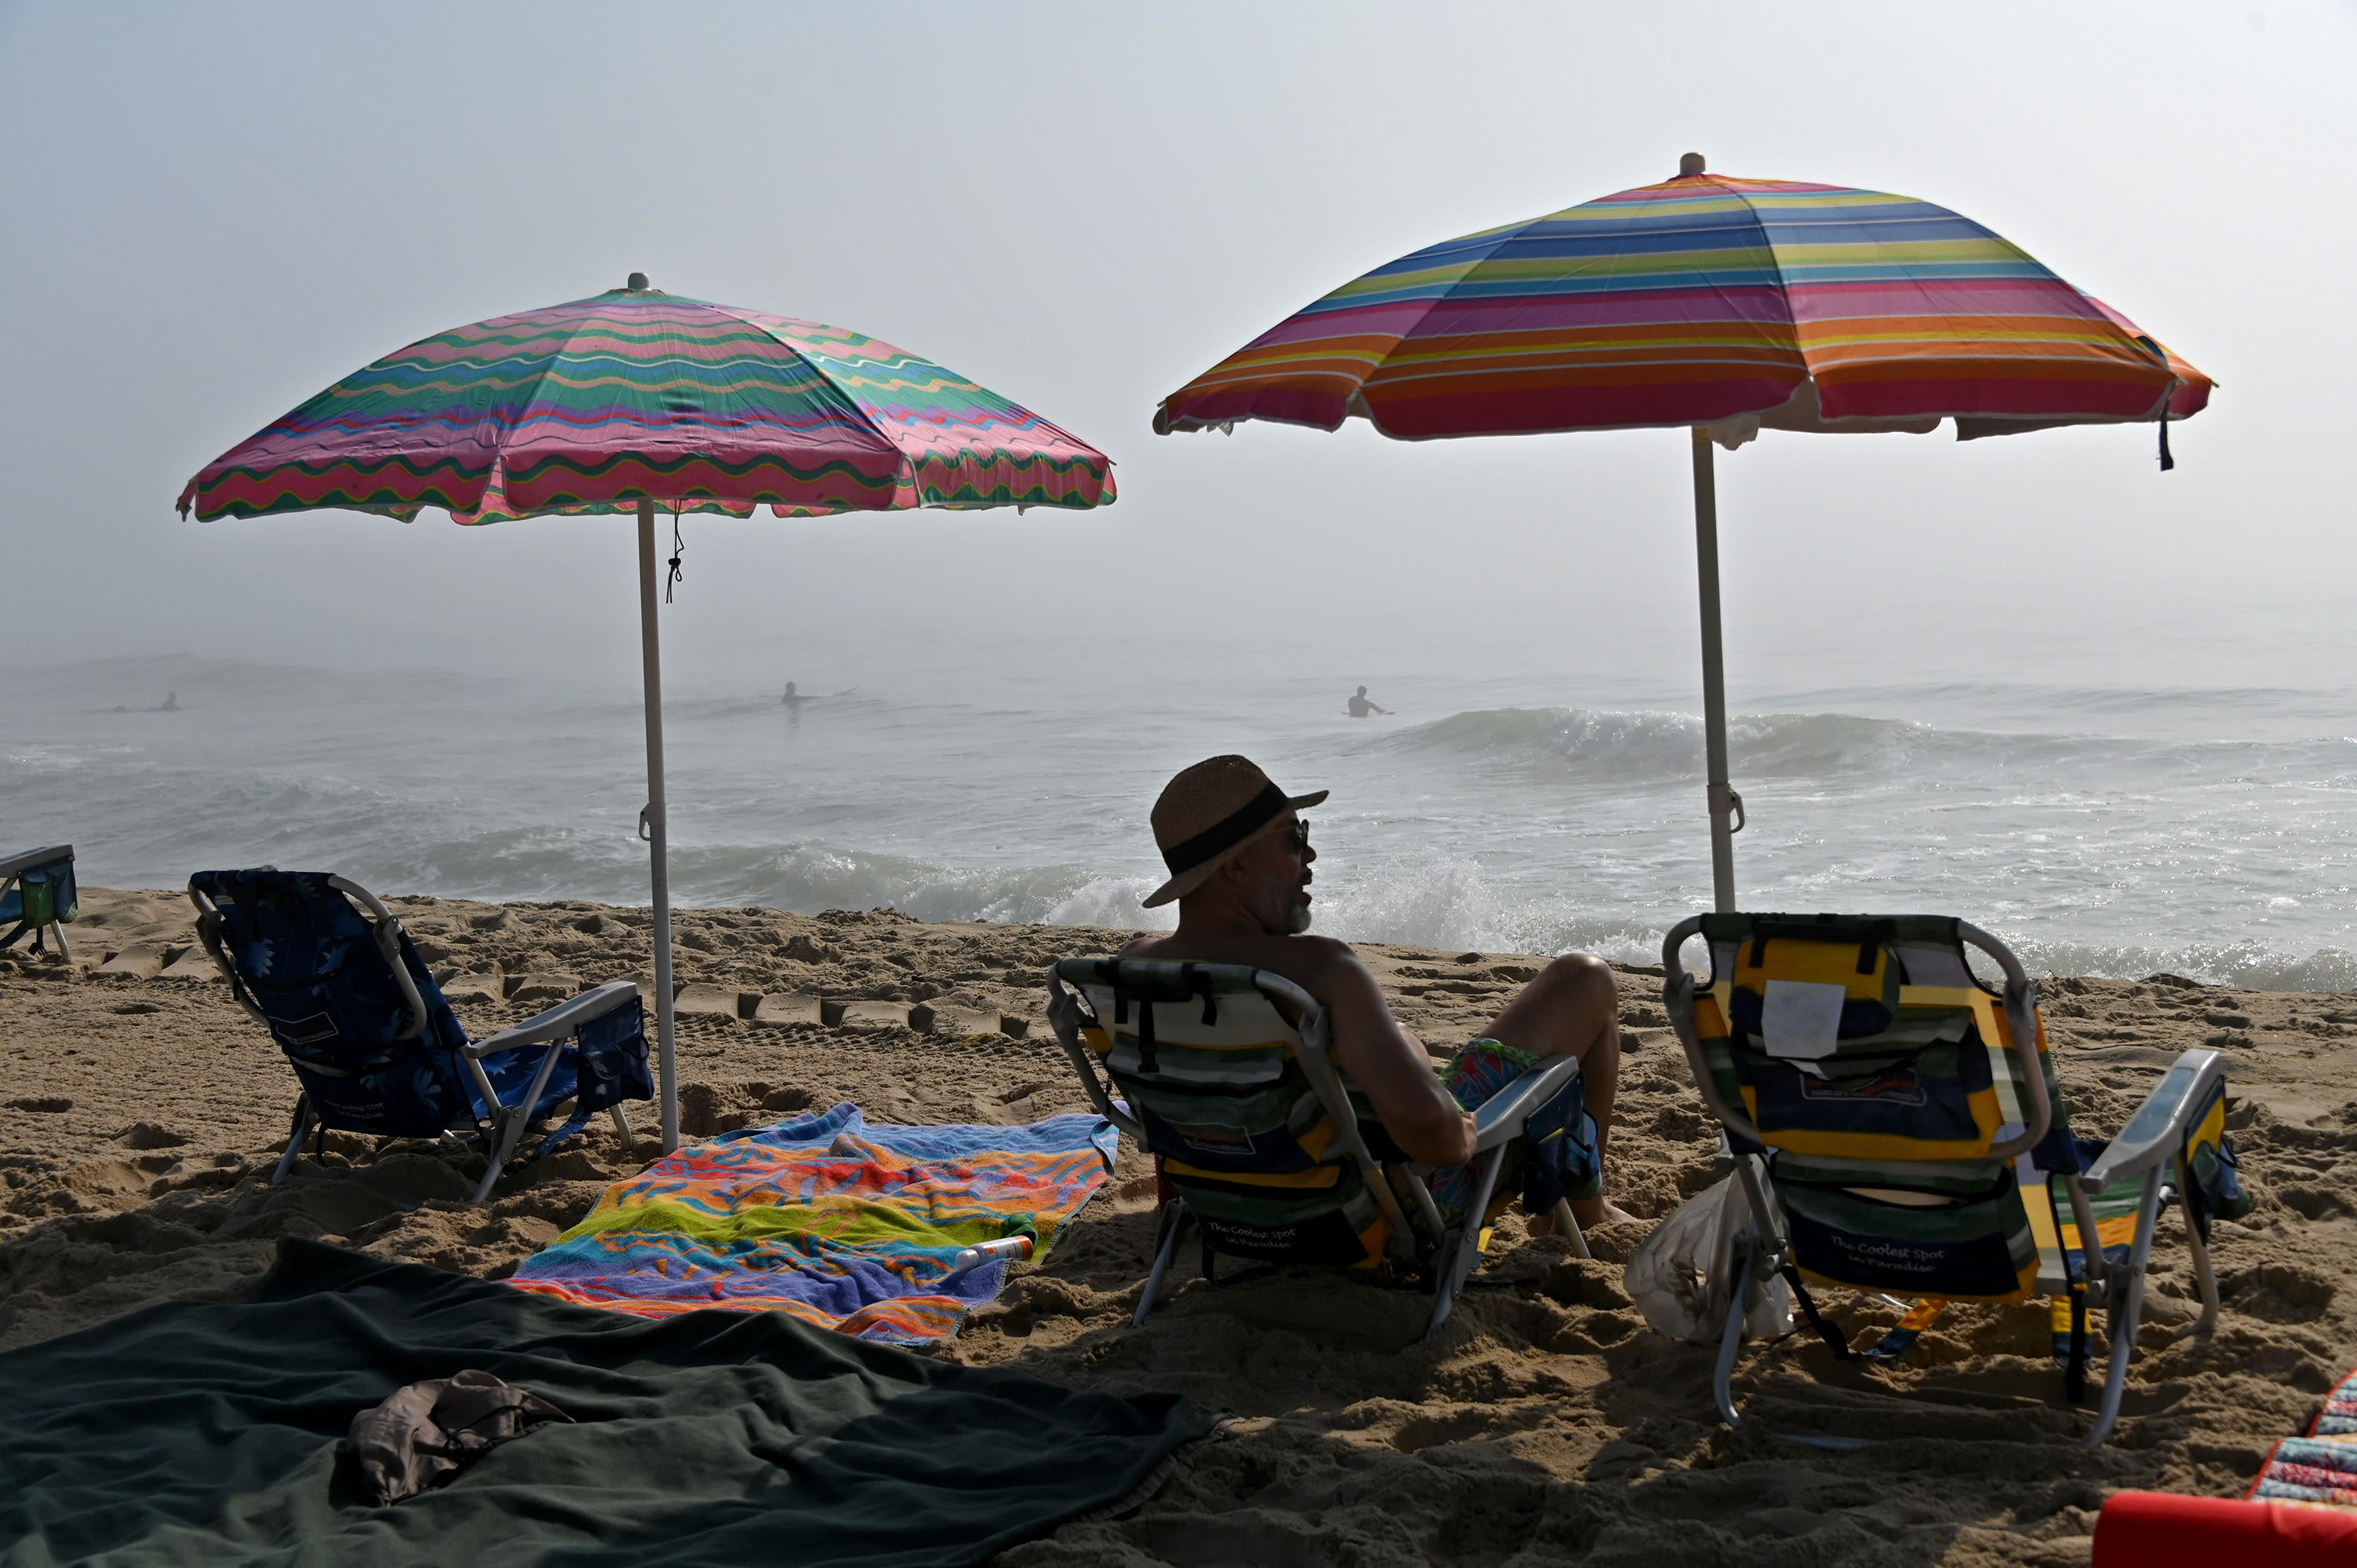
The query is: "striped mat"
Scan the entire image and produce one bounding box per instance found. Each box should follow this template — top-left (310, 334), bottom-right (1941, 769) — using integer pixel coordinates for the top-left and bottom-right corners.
top-left (2251, 1369), bottom-right (2357, 1508)
top-left (507, 1103), bottom-right (1119, 1344)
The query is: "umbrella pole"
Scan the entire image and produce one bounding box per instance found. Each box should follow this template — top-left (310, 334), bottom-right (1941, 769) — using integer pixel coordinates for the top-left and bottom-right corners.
top-left (636, 500), bottom-right (681, 1152)
top-left (1690, 429), bottom-right (1739, 914)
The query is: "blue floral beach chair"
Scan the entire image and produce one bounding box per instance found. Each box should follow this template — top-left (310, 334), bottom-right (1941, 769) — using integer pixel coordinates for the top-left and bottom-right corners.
top-left (189, 869), bottom-right (654, 1203)
top-left (1047, 957), bottom-right (1596, 1337)
top-left (0, 845), bottom-right (77, 959)
top-left (1661, 911), bottom-right (2249, 1445)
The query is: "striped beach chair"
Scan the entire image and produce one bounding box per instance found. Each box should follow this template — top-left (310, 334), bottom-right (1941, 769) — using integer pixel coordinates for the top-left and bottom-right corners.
top-left (189, 869), bottom-right (655, 1202)
top-left (1046, 958), bottom-right (1592, 1338)
top-left (1660, 912), bottom-right (2249, 1445)
top-left (0, 845), bottom-right (77, 959)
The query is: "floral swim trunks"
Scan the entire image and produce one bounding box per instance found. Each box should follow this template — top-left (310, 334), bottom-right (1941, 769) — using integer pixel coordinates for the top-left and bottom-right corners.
top-left (1425, 1039), bottom-right (1601, 1225)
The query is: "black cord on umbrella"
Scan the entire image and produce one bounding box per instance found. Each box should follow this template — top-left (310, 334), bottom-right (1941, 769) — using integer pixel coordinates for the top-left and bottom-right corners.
top-left (665, 510), bottom-right (685, 603)
top-left (2132, 335), bottom-right (2179, 473)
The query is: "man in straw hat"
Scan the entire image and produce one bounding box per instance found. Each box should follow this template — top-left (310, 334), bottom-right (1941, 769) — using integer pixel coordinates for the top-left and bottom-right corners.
top-left (1124, 755), bottom-right (1632, 1229)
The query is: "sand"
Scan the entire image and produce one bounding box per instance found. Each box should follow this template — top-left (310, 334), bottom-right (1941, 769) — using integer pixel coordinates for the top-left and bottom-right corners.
top-left (6, 886), bottom-right (2356, 1565)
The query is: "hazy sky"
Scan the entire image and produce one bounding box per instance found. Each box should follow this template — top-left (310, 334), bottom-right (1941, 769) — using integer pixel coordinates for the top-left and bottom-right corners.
top-left (3, 0), bottom-right (2351, 706)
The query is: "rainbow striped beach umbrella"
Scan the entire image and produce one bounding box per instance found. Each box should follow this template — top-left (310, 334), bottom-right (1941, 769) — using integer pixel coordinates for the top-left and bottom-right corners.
top-left (180, 276), bottom-right (1116, 1150)
top-left (1157, 156), bottom-right (2210, 910)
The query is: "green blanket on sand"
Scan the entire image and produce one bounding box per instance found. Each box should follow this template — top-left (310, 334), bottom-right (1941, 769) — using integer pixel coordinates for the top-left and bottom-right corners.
top-left (0, 1239), bottom-right (1215, 1566)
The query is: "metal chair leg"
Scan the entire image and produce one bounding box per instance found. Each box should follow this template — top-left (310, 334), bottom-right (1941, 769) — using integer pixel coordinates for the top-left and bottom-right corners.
top-left (2086, 1273), bottom-right (2143, 1446)
top-left (2084, 1168), bottom-right (2165, 1447)
top-left (2175, 1152), bottom-right (2221, 1342)
top-left (270, 1095), bottom-right (316, 1186)
top-left (1135, 1200), bottom-right (1189, 1327)
top-left (469, 1041), bottom-right (570, 1204)
top-left (1427, 1144), bottom-right (1509, 1339)
top-left (1713, 1231), bottom-right (1755, 1427)
top-left (610, 1105), bottom-right (635, 1150)
top-left (471, 1110), bottom-right (527, 1203)
top-left (1553, 1198), bottom-right (1592, 1259)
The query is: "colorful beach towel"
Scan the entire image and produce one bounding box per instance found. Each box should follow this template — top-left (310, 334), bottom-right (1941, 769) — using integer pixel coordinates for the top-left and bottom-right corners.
top-left (2251, 1368), bottom-right (2357, 1509)
top-left (507, 1103), bottom-right (1119, 1344)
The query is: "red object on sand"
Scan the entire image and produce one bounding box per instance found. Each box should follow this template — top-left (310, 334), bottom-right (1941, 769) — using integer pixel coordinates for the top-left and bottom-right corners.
top-left (2093, 1491), bottom-right (2357, 1566)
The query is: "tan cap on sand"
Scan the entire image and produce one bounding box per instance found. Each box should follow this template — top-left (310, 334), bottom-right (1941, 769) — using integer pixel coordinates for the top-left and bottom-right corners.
top-left (1142, 755), bottom-right (1328, 909)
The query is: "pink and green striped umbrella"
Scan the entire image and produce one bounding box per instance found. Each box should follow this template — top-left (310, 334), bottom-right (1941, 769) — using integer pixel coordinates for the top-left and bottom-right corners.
top-left (1157, 159), bottom-right (2212, 911)
top-left (178, 277), bottom-right (1115, 1157)
top-left (179, 280), bottom-right (1113, 524)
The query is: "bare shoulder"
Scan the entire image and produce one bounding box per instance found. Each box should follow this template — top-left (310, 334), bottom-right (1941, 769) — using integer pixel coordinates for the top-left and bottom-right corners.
top-left (1231, 936), bottom-right (1381, 1009)
top-left (1266, 934), bottom-right (1364, 987)
top-left (1115, 931), bottom-right (1369, 1003)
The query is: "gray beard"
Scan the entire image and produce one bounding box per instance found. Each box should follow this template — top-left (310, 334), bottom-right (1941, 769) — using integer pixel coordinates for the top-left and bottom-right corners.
top-left (1283, 900), bottom-right (1314, 935)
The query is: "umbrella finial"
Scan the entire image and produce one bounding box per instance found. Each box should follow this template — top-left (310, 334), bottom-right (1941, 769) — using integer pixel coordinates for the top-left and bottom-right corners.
top-left (1679, 152), bottom-right (1706, 178)
top-left (627, 272), bottom-right (650, 291)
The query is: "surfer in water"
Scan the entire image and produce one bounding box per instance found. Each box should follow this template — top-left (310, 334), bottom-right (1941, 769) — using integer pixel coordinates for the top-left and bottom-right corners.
top-left (1344, 685), bottom-right (1390, 718)
top-left (780, 682), bottom-right (811, 707)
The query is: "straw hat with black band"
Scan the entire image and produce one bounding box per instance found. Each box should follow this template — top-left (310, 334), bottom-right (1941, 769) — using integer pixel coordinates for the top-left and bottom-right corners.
top-left (1142, 755), bottom-right (1328, 909)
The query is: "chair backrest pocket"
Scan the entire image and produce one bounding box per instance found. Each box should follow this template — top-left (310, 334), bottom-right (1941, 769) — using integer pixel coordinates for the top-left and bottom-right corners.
top-left (573, 995), bottom-right (654, 1113)
top-left (1776, 1162), bottom-right (2040, 1302)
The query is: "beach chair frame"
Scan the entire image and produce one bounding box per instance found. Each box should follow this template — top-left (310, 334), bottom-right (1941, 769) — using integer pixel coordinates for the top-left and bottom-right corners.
top-left (189, 871), bottom-right (647, 1203)
top-left (1047, 957), bottom-right (1586, 1339)
top-left (1662, 912), bottom-right (2227, 1446)
top-left (0, 844), bottom-right (77, 961)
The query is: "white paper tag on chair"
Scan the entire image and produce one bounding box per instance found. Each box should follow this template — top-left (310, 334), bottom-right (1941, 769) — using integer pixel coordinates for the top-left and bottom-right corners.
top-left (1761, 980), bottom-right (1847, 1061)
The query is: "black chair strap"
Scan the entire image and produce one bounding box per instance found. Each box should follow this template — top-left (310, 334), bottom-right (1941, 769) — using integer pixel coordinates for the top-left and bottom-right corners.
top-left (1780, 1264), bottom-right (1858, 1361)
top-left (1099, 962), bottom-right (1226, 1075)
top-left (1133, 991), bottom-right (1158, 1075)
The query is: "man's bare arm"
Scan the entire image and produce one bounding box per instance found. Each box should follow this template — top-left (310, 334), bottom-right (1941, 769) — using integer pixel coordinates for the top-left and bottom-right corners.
top-left (1312, 944), bottom-right (1475, 1167)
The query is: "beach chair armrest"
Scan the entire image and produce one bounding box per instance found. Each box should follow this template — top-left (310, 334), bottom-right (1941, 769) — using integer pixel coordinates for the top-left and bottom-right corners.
top-left (467, 980), bottom-right (643, 1057)
top-left (1470, 1055), bottom-right (1584, 1151)
top-left (2082, 1049), bottom-right (2227, 1186)
top-left (1044, 973), bottom-right (1148, 1143)
top-left (0, 845), bottom-right (72, 883)
top-left (1662, 915), bottom-right (1772, 1145)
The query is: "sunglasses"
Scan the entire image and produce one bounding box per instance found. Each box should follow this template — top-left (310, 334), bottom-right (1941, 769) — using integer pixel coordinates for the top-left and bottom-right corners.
top-left (1276, 819), bottom-right (1311, 854)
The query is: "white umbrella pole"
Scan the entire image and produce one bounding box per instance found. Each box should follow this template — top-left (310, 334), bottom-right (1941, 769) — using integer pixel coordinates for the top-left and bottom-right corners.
top-left (635, 500), bottom-right (680, 1152)
top-left (1690, 429), bottom-right (1739, 914)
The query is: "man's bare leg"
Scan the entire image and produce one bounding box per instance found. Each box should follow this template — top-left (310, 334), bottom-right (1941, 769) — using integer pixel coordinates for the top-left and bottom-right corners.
top-left (1479, 954), bottom-right (1636, 1228)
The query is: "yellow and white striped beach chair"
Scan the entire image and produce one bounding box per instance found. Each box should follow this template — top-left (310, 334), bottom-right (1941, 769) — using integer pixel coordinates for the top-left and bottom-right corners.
top-left (1661, 911), bottom-right (2249, 1445)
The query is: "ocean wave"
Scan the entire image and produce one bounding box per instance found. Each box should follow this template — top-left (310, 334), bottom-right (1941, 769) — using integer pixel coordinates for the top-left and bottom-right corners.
top-left (1373, 705), bottom-right (2357, 789)
top-left (667, 843), bottom-right (1155, 929)
top-left (1380, 705), bottom-right (1956, 783)
top-left (2003, 937), bottom-right (2357, 995)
